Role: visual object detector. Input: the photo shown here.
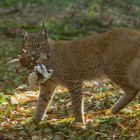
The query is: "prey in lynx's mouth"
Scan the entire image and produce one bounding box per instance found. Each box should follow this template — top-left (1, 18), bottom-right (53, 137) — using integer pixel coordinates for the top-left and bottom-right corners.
top-left (28, 64), bottom-right (54, 91)
top-left (19, 48), bottom-right (39, 70)
top-left (19, 47), bottom-right (54, 90)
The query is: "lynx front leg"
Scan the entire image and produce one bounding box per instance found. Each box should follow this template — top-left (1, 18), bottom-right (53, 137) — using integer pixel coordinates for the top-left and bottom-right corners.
top-left (67, 81), bottom-right (85, 124)
top-left (112, 88), bottom-right (138, 114)
top-left (33, 80), bottom-right (57, 123)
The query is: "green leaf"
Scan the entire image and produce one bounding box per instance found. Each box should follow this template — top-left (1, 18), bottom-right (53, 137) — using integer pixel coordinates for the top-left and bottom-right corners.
top-left (0, 93), bottom-right (6, 105)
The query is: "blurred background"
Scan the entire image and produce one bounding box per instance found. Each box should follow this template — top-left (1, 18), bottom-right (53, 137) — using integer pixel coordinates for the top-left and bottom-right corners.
top-left (0, 0), bottom-right (140, 94)
top-left (0, 1), bottom-right (140, 139)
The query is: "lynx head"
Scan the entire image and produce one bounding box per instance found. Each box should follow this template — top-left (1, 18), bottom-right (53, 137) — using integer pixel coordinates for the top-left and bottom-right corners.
top-left (20, 23), bottom-right (52, 69)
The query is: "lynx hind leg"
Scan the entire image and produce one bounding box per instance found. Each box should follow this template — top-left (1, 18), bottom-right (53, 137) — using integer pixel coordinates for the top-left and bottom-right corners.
top-left (112, 87), bottom-right (138, 114)
top-left (128, 57), bottom-right (140, 89)
top-left (67, 81), bottom-right (85, 125)
top-left (33, 81), bottom-right (57, 123)
top-left (112, 58), bottom-right (140, 114)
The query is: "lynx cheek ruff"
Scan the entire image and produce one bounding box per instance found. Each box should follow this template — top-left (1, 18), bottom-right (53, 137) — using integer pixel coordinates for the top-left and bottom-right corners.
top-left (28, 64), bottom-right (54, 91)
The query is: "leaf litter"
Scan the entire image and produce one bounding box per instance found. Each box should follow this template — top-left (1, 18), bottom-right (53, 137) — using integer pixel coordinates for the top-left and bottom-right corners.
top-left (0, 80), bottom-right (140, 140)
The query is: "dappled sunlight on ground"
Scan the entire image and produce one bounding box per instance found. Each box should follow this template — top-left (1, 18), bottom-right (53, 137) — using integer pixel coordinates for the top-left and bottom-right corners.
top-left (0, 81), bottom-right (139, 139)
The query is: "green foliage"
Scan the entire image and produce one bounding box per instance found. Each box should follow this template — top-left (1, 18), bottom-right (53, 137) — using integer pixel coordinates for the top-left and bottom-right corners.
top-left (0, 0), bottom-right (81, 8)
top-left (0, 93), bottom-right (6, 105)
top-left (0, 0), bottom-right (17, 7)
top-left (0, 37), bottom-right (26, 93)
top-left (0, 0), bottom-right (42, 7)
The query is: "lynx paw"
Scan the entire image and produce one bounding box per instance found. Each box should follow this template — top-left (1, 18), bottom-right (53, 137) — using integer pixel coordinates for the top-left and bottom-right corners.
top-left (71, 120), bottom-right (86, 129)
top-left (111, 106), bottom-right (120, 114)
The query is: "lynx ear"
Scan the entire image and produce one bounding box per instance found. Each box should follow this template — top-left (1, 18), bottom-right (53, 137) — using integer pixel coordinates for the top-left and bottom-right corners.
top-left (41, 22), bottom-right (48, 38)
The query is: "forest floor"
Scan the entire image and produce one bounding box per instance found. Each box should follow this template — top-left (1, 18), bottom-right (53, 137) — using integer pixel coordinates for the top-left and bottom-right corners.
top-left (0, 80), bottom-right (140, 139)
top-left (0, 1), bottom-right (140, 139)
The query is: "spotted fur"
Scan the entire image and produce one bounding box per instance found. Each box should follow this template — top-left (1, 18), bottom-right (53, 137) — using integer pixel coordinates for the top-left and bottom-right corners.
top-left (21, 28), bottom-right (140, 124)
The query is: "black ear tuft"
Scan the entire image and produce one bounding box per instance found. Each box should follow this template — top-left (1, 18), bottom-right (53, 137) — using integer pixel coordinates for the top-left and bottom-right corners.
top-left (41, 22), bottom-right (48, 38)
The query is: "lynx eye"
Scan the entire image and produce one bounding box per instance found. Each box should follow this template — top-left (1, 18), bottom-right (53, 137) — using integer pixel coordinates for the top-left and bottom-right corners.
top-left (36, 45), bottom-right (41, 49)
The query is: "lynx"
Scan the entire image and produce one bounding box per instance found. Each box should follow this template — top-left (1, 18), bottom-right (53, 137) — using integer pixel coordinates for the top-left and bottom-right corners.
top-left (20, 27), bottom-right (140, 124)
